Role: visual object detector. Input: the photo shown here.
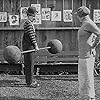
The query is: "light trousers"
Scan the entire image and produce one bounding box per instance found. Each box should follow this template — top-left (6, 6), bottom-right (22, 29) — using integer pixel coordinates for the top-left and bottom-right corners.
top-left (78, 56), bottom-right (95, 99)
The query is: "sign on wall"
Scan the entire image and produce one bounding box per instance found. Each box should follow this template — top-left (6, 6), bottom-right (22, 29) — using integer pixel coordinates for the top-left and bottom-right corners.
top-left (20, 7), bottom-right (28, 19)
top-left (33, 15), bottom-right (41, 24)
top-left (31, 4), bottom-right (41, 14)
top-left (9, 15), bottom-right (19, 25)
top-left (42, 8), bottom-right (51, 20)
top-left (63, 10), bottom-right (72, 22)
top-left (31, 4), bottom-right (41, 24)
top-left (93, 10), bottom-right (100, 23)
top-left (0, 12), bottom-right (7, 22)
top-left (51, 11), bottom-right (61, 21)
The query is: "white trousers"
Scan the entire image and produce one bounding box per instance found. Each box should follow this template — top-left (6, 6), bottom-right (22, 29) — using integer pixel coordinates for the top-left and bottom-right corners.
top-left (78, 57), bottom-right (95, 99)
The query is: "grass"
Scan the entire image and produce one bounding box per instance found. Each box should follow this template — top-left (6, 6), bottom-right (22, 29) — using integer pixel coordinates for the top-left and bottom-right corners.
top-left (0, 74), bottom-right (100, 100)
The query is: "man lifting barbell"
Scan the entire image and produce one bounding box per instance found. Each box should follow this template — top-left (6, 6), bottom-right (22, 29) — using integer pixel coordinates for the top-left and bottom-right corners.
top-left (22, 6), bottom-right (39, 87)
top-left (3, 39), bottom-right (62, 87)
top-left (3, 7), bottom-right (63, 87)
top-left (21, 6), bottom-right (62, 87)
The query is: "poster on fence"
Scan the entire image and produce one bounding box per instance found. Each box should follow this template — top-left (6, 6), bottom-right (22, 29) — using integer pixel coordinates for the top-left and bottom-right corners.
top-left (9, 15), bottom-right (19, 25)
top-left (0, 12), bottom-right (7, 22)
top-left (42, 8), bottom-right (51, 20)
top-left (63, 10), bottom-right (72, 22)
top-left (51, 11), bottom-right (61, 21)
top-left (93, 10), bottom-right (100, 23)
top-left (20, 7), bottom-right (28, 19)
top-left (31, 4), bottom-right (41, 14)
top-left (33, 15), bottom-right (41, 24)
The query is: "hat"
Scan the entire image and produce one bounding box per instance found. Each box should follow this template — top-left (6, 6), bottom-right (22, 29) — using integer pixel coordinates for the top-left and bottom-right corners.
top-left (27, 6), bottom-right (37, 16)
top-left (76, 6), bottom-right (90, 17)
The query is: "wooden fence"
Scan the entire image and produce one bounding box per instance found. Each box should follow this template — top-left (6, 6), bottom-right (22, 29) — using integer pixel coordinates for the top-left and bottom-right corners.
top-left (0, 0), bottom-right (99, 64)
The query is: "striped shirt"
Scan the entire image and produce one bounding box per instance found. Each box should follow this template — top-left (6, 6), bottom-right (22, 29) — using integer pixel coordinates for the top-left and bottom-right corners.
top-left (23, 20), bottom-right (37, 46)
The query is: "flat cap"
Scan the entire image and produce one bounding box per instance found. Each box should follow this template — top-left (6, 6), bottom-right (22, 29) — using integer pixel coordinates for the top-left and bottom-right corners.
top-left (76, 6), bottom-right (90, 17)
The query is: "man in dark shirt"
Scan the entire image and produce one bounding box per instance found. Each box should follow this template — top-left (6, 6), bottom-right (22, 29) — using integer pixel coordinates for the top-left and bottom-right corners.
top-left (22, 6), bottom-right (39, 87)
top-left (76, 6), bottom-right (100, 100)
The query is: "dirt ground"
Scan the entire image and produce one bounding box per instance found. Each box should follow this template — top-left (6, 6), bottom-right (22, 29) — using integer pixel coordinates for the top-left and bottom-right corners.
top-left (0, 74), bottom-right (100, 100)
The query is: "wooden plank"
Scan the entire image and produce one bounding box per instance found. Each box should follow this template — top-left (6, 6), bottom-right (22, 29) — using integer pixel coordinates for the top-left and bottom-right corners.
top-left (0, 0), bottom-right (3, 11)
top-left (56, 0), bottom-right (63, 27)
top-left (0, 63), bottom-right (22, 71)
top-left (21, 0), bottom-right (30, 6)
top-left (40, 0), bottom-right (56, 28)
top-left (20, 0), bottom-right (30, 28)
top-left (34, 63), bottom-right (78, 74)
top-left (38, 0), bottom-right (47, 27)
top-left (0, 30), bottom-right (23, 56)
top-left (57, 0), bottom-right (72, 27)
top-left (73, 0), bottom-right (82, 27)
top-left (33, 50), bottom-right (78, 64)
top-left (0, 50), bottom-right (5, 62)
top-left (82, 0), bottom-right (86, 6)
top-left (0, 0), bottom-right (4, 27)
top-left (10, 0), bottom-right (20, 14)
top-left (0, 27), bottom-right (80, 30)
top-left (34, 57), bottom-right (78, 64)
top-left (4, 0), bottom-right (12, 27)
top-left (30, 0), bottom-right (37, 4)
top-left (2, 31), bottom-right (22, 47)
top-left (3, 75), bottom-right (78, 80)
top-left (86, 0), bottom-right (100, 27)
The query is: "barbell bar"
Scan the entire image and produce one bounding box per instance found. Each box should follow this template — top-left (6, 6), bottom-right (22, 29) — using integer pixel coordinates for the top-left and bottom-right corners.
top-left (21, 46), bottom-right (51, 54)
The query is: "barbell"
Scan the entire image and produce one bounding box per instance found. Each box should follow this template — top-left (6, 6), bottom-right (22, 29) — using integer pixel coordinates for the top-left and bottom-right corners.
top-left (3, 39), bottom-right (63, 64)
top-left (21, 46), bottom-right (51, 54)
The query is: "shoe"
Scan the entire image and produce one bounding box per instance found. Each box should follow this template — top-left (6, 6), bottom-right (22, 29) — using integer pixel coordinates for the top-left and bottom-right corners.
top-left (28, 81), bottom-right (40, 88)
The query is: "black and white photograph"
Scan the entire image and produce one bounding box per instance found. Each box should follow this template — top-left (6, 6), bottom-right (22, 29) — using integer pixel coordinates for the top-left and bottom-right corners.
top-left (0, 0), bottom-right (100, 100)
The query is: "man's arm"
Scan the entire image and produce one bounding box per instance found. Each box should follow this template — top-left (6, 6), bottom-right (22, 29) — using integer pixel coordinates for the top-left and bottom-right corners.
top-left (89, 23), bottom-right (100, 49)
top-left (91, 34), bottom-right (100, 49)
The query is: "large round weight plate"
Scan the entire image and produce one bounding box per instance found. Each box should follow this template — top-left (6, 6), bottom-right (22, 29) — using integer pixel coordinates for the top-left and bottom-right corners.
top-left (47, 39), bottom-right (62, 54)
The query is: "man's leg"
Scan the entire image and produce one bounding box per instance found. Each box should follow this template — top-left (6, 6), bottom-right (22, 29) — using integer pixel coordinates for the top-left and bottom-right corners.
top-left (24, 46), bottom-right (39, 87)
top-left (24, 53), bottom-right (33, 85)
